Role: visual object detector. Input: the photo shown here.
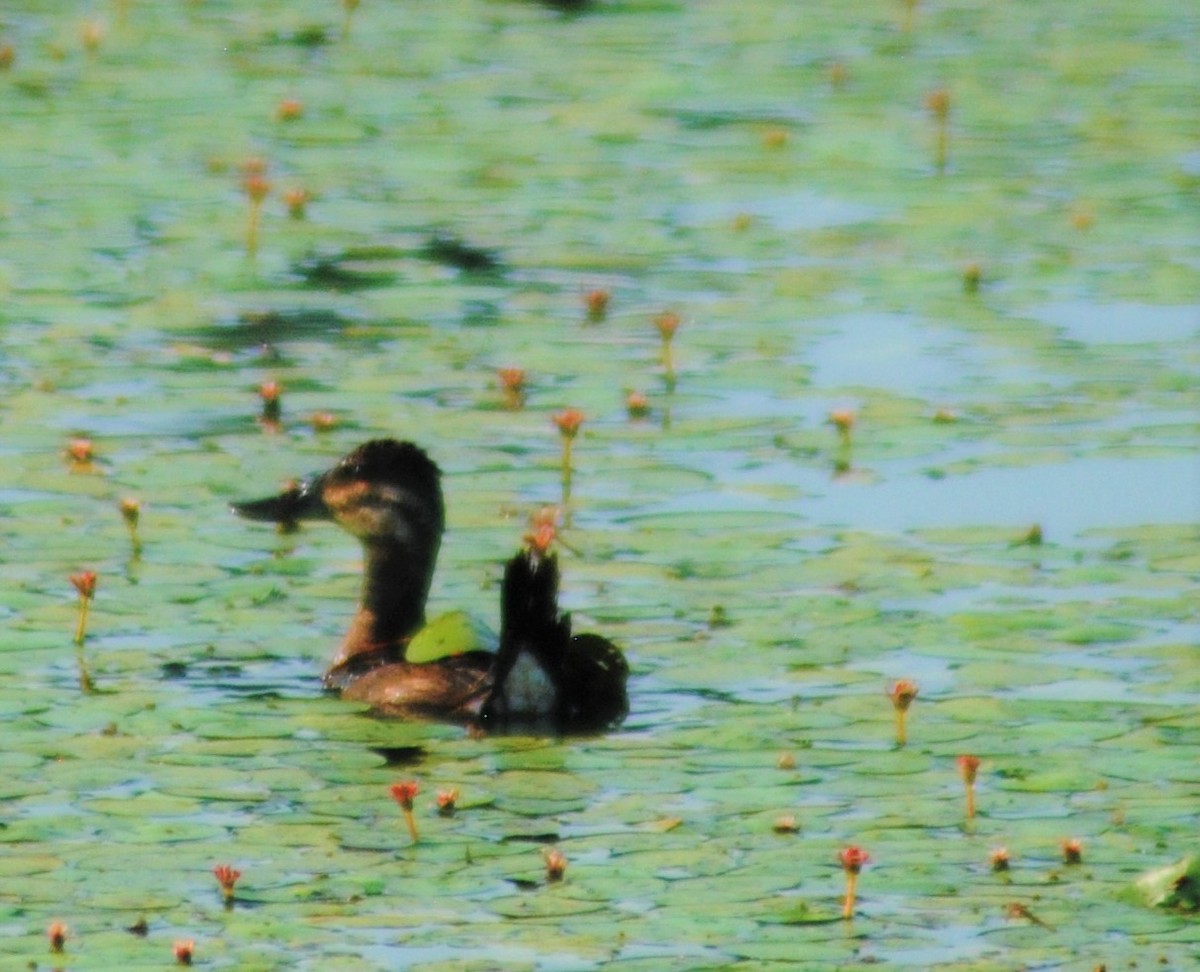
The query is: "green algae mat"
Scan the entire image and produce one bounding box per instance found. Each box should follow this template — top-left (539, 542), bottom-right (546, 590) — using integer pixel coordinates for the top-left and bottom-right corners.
top-left (1, 1), bottom-right (1197, 969)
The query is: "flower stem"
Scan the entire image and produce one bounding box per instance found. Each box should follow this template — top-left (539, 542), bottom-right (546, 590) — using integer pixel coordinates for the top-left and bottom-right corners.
top-left (934, 120), bottom-right (948, 174)
top-left (842, 873), bottom-right (857, 919)
top-left (75, 643), bottom-right (96, 694)
top-left (560, 438), bottom-right (573, 506)
top-left (73, 596), bottom-right (90, 646)
top-left (246, 199), bottom-right (262, 257)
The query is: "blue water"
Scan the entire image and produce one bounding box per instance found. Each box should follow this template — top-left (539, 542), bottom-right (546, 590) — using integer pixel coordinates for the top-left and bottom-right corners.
top-left (1026, 301), bottom-right (1200, 345)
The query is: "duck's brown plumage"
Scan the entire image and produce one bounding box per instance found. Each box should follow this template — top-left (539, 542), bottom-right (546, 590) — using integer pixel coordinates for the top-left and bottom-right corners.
top-left (339, 653), bottom-right (494, 722)
top-left (233, 439), bottom-right (628, 732)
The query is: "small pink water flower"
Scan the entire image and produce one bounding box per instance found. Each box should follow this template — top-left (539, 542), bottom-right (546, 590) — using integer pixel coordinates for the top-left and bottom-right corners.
top-left (653, 310), bottom-right (680, 341)
top-left (838, 846), bottom-right (869, 919)
top-left (828, 409), bottom-right (857, 474)
top-left (241, 159), bottom-right (271, 255)
top-left (829, 409), bottom-right (855, 439)
top-left (653, 311), bottom-right (681, 386)
top-left (957, 754), bottom-right (981, 819)
top-left (553, 408), bottom-right (584, 440)
top-left (390, 781), bottom-right (420, 842)
top-left (543, 848), bottom-right (567, 882)
top-left (498, 366), bottom-right (527, 409)
top-left (259, 380), bottom-right (282, 429)
top-left (584, 288), bottom-right (610, 322)
top-left (276, 97), bottom-right (304, 122)
top-left (213, 863), bottom-right (241, 904)
top-left (772, 814), bottom-right (799, 834)
top-left (887, 679), bottom-right (919, 746)
top-left (70, 571), bottom-right (98, 669)
top-left (436, 788), bottom-right (459, 818)
top-left (625, 390), bottom-right (650, 419)
top-left (284, 187), bottom-right (311, 219)
top-left (524, 506), bottom-right (560, 557)
top-left (174, 939), bottom-right (195, 966)
top-left (70, 570), bottom-right (97, 601)
top-left (66, 437), bottom-right (95, 468)
top-left (120, 497), bottom-right (142, 554)
top-left (553, 409), bottom-right (584, 504)
top-left (310, 411), bottom-right (337, 432)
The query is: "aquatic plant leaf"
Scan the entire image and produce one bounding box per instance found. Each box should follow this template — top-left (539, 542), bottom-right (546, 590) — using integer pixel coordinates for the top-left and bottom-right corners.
top-left (406, 610), bottom-right (498, 663)
top-left (0, 1), bottom-right (1195, 969)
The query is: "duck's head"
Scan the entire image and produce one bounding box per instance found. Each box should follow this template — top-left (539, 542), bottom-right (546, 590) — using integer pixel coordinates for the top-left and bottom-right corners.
top-left (232, 439), bottom-right (444, 548)
top-left (234, 440), bottom-right (447, 661)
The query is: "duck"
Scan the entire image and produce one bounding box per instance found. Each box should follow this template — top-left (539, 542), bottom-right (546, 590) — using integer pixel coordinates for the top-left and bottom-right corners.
top-left (232, 438), bottom-right (628, 732)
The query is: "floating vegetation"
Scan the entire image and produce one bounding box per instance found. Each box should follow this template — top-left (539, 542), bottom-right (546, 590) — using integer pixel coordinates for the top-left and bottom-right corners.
top-left (0, 0), bottom-right (1195, 968)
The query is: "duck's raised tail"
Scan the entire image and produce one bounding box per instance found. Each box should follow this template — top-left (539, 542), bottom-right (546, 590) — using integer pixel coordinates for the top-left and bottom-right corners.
top-left (480, 551), bottom-right (628, 732)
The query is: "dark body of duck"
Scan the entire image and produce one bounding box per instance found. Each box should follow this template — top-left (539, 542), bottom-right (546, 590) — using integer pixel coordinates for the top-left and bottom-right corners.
top-left (233, 439), bottom-right (627, 732)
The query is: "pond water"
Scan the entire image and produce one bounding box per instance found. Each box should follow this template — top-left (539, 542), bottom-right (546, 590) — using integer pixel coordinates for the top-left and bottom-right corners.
top-left (1, 1), bottom-right (1197, 969)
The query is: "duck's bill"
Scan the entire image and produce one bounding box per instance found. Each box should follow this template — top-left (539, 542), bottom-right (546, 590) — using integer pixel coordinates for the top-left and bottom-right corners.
top-left (231, 476), bottom-right (331, 524)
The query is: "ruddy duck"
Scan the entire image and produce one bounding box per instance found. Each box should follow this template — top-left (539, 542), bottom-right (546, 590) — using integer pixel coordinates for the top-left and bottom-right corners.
top-left (233, 439), bottom-right (627, 731)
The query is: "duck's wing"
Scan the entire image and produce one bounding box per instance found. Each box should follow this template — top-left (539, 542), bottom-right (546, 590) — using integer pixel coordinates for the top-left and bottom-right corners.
top-left (339, 653), bottom-right (493, 722)
top-left (558, 632), bottom-right (629, 731)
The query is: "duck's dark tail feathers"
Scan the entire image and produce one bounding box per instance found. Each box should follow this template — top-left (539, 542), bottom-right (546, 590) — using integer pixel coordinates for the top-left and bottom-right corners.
top-left (500, 551), bottom-right (570, 664)
top-left (480, 551), bottom-right (628, 732)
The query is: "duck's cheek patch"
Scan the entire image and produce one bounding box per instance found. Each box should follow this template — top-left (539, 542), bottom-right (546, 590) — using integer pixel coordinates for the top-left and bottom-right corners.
top-left (324, 481), bottom-right (375, 536)
top-left (323, 479), bottom-right (371, 512)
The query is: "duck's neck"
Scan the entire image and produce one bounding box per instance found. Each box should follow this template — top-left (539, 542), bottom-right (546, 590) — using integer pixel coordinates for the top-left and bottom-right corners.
top-left (329, 539), bottom-right (439, 671)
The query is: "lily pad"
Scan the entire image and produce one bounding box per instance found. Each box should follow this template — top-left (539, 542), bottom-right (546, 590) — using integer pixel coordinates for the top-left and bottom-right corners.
top-left (407, 610), bottom-right (498, 664)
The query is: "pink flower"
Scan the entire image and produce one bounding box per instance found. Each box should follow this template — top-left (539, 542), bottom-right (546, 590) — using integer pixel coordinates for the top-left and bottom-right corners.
top-left (213, 863), bottom-right (241, 902)
top-left (828, 409), bottom-right (856, 436)
top-left (584, 289), bottom-right (611, 320)
top-left (888, 679), bottom-right (918, 711)
top-left (436, 788), bottom-right (459, 817)
top-left (390, 781), bottom-right (420, 841)
top-left (653, 311), bottom-right (680, 340)
top-left (838, 846), bottom-right (869, 920)
top-left (838, 845), bottom-right (870, 875)
top-left (70, 571), bottom-right (97, 600)
top-left (389, 781), bottom-right (419, 812)
top-left (543, 848), bottom-right (567, 882)
top-left (553, 408), bottom-right (584, 439)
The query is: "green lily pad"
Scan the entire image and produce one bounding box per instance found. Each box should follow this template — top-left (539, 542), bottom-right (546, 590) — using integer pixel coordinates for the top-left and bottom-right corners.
top-left (407, 610), bottom-right (497, 664)
top-left (0, 1), bottom-right (1195, 968)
